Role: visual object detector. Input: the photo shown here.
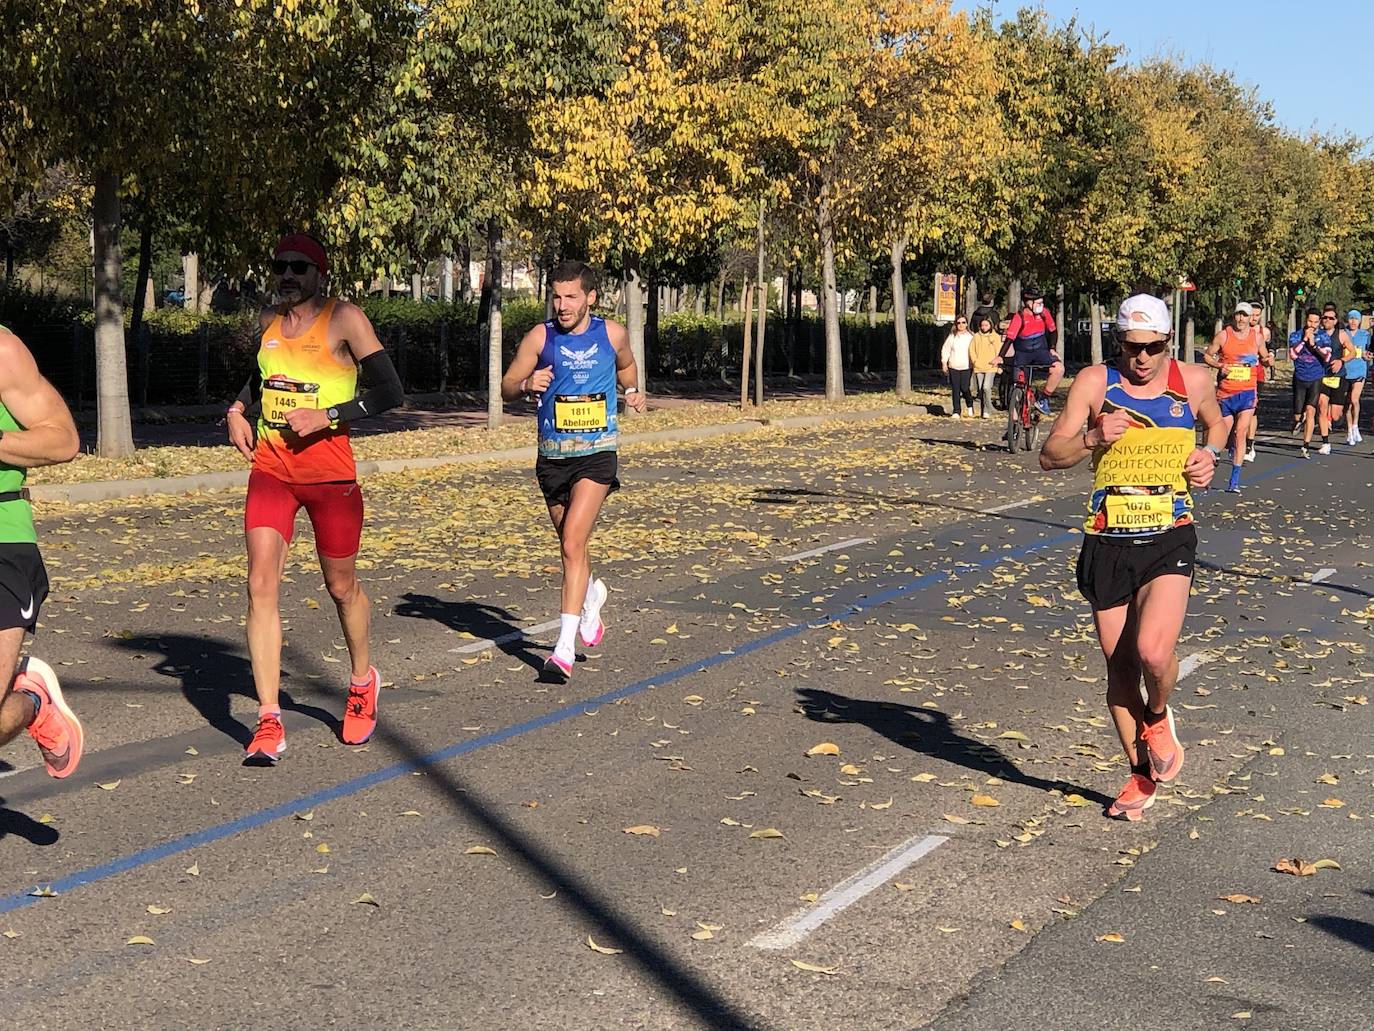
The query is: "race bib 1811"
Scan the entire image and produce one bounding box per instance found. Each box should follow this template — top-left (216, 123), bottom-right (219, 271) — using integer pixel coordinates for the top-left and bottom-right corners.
top-left (554, 393), bottom-right (607, 433)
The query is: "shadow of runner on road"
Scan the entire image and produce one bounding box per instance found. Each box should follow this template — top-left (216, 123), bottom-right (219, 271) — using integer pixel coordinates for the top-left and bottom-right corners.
top-left (110, 633), bottom-right (339, 746)
top-left (0, 795), bottom-right (59, 846)
top-left (1309, 913), bottom-right (1374, 953)
top-left (394, 593), bottom-right (549, 673)
top-left (794, 687), bottom-right (1113, 808)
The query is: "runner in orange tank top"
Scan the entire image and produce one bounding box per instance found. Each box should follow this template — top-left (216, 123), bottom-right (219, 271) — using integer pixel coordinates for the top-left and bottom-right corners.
top-left (1203, 301), bottom-right (1272, 492)
top-left (226, 234), bottom-right (405, 764)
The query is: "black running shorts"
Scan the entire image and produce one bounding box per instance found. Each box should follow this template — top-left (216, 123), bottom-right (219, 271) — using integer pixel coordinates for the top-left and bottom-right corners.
top-left (0, 543), bottom-right (49, 632)
top-left (1322, 378), bottom-right (1352, 407)
top-left (535, 451), bottom-right (620, 508)
top-left (1292, 378), bottom-right (1322, 415)
top-left (1076, 524), bottom-right (1196, 612)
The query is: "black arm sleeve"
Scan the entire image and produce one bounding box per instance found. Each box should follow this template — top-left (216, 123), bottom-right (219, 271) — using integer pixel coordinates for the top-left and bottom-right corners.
top-left (231, 371), bottom-right (261, 414)
top-left (331, 349), bottom-right (405, 422)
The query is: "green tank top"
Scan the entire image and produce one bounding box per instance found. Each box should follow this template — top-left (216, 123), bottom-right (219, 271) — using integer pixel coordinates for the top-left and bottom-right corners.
top-left (0, 329), bottom-right (36, 545)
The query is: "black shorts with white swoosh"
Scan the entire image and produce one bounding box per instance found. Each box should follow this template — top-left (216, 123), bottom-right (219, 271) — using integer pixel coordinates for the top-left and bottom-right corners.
top-left (0, 544), bottom-right (49, 632)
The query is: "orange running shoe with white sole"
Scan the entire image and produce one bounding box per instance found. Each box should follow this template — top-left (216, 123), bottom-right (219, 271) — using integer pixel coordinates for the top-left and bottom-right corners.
top-left (245, 713), bottom-right (286, 763)
top-left (341, 666), bottom-right (379, 745)
top-left (20, 657), bottom-right (84, 779)
top-left (1141, 706), bottom-right (1184, 782)
top-left (1107, 773), bottom-right (1157, 821)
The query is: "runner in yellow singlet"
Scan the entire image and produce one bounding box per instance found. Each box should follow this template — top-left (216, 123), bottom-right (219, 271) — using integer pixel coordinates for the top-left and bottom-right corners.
top-left (1041, 294), bottom-right (1227, 821)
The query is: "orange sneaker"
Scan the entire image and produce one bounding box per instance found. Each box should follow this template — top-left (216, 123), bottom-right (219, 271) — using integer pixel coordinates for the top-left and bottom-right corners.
top-left (245, 713), bottom-right (286, 764)
top-left (341, 666), bottom-right (379, 745)
top-left (1107, 773), bottom-right (1156, 821)
top-left (1141, 707), bottom-right (1184, 782)
top-left (20, 657), bottom-right (84, 779)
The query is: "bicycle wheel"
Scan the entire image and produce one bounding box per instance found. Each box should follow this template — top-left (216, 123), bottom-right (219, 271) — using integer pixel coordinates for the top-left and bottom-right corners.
top-left (1006, 386), bottom-right (1024, 455)
top-left (1023, 422), bottom-right (1039, 452)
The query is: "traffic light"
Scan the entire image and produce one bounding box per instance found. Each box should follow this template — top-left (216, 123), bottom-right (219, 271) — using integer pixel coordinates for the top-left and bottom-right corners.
top-left (1296, 286), bottom-right (1306, 298)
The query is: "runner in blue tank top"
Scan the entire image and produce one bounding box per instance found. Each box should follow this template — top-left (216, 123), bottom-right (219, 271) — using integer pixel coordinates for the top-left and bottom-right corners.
top-left (1341, 309), bottom-right (1367, 446)
top-left (501, 261), bottom-right (646, 681)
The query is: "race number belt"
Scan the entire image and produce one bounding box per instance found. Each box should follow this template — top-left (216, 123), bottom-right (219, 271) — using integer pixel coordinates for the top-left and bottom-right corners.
top-left (1102, 489), bottom-right (1174, 532)
top-left (553, 393), bottom-right (608, 433)
top-left (1322, 375), bottom-right (1341, 389)
top-left (262, 377), bottom-right (320, 429)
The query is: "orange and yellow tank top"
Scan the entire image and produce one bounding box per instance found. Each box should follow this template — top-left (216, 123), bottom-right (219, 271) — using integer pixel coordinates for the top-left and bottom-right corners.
top-left (1216, 326), bottom-right (1259, 395)
top-left (253, 300), bottom-right (358, 484)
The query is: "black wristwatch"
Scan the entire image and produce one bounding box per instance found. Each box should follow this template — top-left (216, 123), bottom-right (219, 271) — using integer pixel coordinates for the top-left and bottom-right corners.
top-left (327, 406), bottom-right (341, 422)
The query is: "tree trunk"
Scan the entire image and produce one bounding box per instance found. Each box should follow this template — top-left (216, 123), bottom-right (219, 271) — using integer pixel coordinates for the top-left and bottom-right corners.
top-left (411, 271), bottom-right (423, 301)
top-left (754, 200), bottom-right (767, 407)
top-left (868, 283), bottom-right (878, 329)
top-left (714, 273), bottom-right (725, 323)
top-left (458, 239), bottom-right (473, 302)
top-left (817, 185), bottom-right (844, 401)
top-left (694, 286), bottom-right (706, 316)
top-left (1185, 309), bottom-right (1196, 359)
top-left (891, 234), bottom-right (911, 397)
top-left (964, 276), bottom-right (978, 320)
top-left (1008, 276), bottom-right (1022, 315)
top-left (1055, 281), bottom-right (1066, 363)
top-left (440, 256), bottom-right (454, 302)
top-left (1090, 292), bottom-right (1104, 365)
top-left (486, 218), bottom-right (504, 431)
top-left (1287, 298), bottom-right (1297, 336)
top-left (129, 216), bottom-right (153, 344)
top-left (625, 257), bottom-right (646, 393)
top-left (740, 279), bottom-right (754, 409)
top-left (182, 252), bottom-right (198, 310)
top-left (646, 278), bottom-right (660, 378)
top-left (93, 169), bottom-right (134, 457)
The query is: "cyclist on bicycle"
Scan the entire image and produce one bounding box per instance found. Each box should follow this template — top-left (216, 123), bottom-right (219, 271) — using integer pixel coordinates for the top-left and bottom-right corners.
top-left (1000, 285), bottom-right (1064, 414)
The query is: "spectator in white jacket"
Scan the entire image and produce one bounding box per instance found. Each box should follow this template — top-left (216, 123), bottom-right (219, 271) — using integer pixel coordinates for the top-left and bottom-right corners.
top-left (941, 316), bottom-right (974, 419)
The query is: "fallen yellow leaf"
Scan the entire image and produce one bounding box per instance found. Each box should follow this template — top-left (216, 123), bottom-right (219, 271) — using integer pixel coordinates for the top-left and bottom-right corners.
top-left (586, 935), bottom-right (622, 955)
top-left (126, 935), bottom-right (155, 946)
top-left (807, 742), bottom-right (840, 757)
top-left (749, 828), bottom-right (784, 839)
top-left (623, 825), bottom-right (661, 837)
top-left (465, 845), bottom-right (498, 856)
top-left (789, 959), bottom-right (840, 975)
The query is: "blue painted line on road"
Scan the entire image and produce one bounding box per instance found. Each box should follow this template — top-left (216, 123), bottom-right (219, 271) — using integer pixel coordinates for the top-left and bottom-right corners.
top-left (0, 450), bottom-right (1312, 914)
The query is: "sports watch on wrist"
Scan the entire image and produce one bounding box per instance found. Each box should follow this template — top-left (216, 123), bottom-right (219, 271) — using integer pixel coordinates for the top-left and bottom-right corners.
top-left (327, 406), bottom-right (341, 422)
top-left (1202, 444), bottom-right (1224, 464)
top-left (624, 386), bottom-right (640, 395)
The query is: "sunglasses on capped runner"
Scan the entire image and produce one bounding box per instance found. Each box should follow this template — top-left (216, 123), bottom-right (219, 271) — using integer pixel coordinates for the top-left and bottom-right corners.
top-left (271, 259), bottom-right (317, 276)
top-left (1119, 340), bottom-right (1169, 357)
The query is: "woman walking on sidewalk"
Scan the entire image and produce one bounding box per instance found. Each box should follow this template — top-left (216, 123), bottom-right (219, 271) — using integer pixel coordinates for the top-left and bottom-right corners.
top-left (969, 315), bottom-right (1001, 419)
top-left (941, 316), bottom-right (974, 419)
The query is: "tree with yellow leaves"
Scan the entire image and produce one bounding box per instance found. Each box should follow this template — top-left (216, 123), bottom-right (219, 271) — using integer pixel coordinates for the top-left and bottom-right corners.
top-left (526, 0), bottom-right (757, 392)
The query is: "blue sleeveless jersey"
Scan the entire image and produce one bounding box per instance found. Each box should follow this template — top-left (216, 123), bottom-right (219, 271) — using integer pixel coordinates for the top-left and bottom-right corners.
top-left (1085, 361), bottom-right (1195, 538)
top-left (537, 316), bottom-right (619, 459)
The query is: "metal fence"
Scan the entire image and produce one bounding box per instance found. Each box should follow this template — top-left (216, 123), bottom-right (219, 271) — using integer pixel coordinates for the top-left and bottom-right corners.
top-left (15, 312), bottom-right (1082, 409)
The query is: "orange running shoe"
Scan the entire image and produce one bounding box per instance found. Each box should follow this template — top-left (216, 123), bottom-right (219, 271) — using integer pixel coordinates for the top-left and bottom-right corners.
top-left (245, 713), bottom-right (286, 763)
top-left (1141, 706), bottom-right (1184, 782)
top-left (341, 666), bottom-right (379, 745)
top-left (20, 657), bottom-right (84, 779)
top-left (1107, 773), bottom-right (1156, 821)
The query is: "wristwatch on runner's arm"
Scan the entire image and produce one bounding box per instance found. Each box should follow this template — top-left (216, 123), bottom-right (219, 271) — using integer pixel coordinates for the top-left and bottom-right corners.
top-left (1202, 444), bottom-right (1224, 464)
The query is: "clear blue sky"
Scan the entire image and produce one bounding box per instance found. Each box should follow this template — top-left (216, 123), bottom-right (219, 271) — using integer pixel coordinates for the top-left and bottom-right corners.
top-left (964, 0), bottom-right (1372, 143)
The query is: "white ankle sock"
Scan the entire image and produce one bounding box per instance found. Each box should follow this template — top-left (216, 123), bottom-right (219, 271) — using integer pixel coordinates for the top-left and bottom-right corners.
top-left (580, 575), bottom-right (595, 618)
top-left (555, 613), bottom-right (580, 660)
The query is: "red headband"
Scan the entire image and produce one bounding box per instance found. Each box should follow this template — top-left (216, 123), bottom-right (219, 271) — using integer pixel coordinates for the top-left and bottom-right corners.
top-left (274, 234), bottom-right (328, 274)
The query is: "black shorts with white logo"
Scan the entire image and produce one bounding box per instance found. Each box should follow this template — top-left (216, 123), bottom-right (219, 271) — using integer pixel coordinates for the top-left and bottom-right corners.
top-left (1322, 378), bottom-right (1352, 407)
top-left (535, 451), bottom-right (620, 508)
top-left (1075, 524), bottom-right (1196, 612)
top-left (0, 544), bottom-right (49, 632)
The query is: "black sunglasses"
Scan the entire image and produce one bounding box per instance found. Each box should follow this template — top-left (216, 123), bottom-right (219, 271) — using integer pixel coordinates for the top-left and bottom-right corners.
top-left (271, 259), bottom-right (316, 275)
top-left (1320, 314), bottom-right (1337, 321)
top-left (1120, 341), bottom-right (1169, 356)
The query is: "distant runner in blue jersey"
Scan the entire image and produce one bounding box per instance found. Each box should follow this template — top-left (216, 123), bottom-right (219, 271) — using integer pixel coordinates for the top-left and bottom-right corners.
top-left (501, 261), bottom-right (646, 681)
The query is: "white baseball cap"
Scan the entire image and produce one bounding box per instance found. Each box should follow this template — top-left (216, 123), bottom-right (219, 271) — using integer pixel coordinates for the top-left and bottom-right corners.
top-left (1116, 294), bottom-right (1172, 335)
top-left (1234, 301), bottom-right (1253, 316)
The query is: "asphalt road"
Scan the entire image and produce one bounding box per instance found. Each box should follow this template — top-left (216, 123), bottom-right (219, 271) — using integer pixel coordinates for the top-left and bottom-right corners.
top-left (0, 409), bottom-right (1370, 1031)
